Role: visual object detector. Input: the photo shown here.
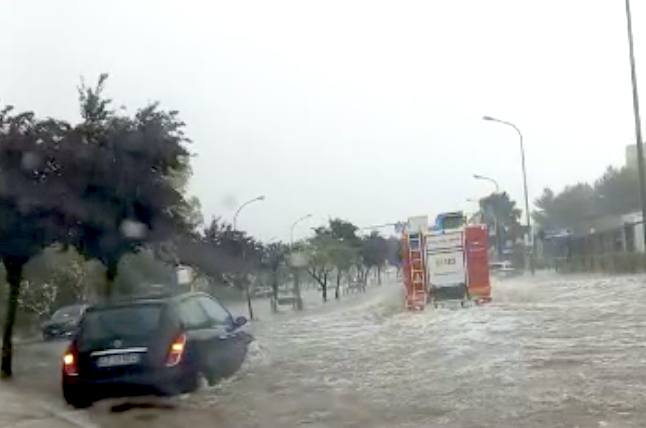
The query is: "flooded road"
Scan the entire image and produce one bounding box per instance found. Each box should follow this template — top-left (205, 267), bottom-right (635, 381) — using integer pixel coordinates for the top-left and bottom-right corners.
top-left (15, 273), bottom-right (646, 427)
top-left (182, 274), bottom-right (646, 428)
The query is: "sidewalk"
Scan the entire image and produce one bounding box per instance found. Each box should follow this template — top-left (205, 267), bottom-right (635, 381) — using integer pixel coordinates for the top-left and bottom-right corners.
top-left (228, 275), bottom-right (402, 326)
top-left (0, 381), bottom-right (99, 428)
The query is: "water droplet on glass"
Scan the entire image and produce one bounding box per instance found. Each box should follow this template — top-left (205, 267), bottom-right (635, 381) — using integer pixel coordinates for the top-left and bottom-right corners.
top-left (120, 219), bottom-right (146, 239)
top-left (21, 151), bottom-right (41, 171)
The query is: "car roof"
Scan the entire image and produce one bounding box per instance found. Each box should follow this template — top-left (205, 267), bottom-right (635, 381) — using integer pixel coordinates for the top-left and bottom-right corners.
top-left (84, 291), bottom-right (217, 313)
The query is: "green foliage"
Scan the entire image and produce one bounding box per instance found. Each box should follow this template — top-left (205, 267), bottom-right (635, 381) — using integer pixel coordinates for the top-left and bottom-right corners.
top-left (387, 237), bottom-right (402, 266)
top-left (172, 217), bottom-right (269, 295)
top-left (67, 76), bottom-right (192, 291)
top-left (533, 165), bottom-right (641, 232)
top-left (479, 192), bottom-right (524, 244)
top-left (305, 220), bottom-right (361, 301)
top-left (0, 75), bottom-right (195, 376)
top-left (113, 250), bottom-right (179, 295)
top-left (0, 103), bottom-right (73, 376)
top-left (360, 231), bottom-right (389, 268)
top-left (304, 219), bottom-right (393, 299)
top-left (533, 184), bottom-right (596, 230)
top-left (594, 166), bottom-right (640, 216)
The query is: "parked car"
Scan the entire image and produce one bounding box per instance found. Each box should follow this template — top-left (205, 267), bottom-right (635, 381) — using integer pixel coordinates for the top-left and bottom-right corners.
top-left (42, 304), bottom-right (88, 340)
top-left (489, 261), bottom-right (519, 278)
top-left (61, 291), bottom-right (252, 408)
top-left (252, 285), bottom-right (274, 298)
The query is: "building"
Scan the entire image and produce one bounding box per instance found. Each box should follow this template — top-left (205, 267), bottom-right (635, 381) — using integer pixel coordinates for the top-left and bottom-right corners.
top-left (626, 144), bottom-right (645, 170)
top-left (567, 210), bottom-right (645, 255)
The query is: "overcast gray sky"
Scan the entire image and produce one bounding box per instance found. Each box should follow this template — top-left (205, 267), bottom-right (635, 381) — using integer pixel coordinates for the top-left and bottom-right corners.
top-left (2, 0), bottom-right (645, 241)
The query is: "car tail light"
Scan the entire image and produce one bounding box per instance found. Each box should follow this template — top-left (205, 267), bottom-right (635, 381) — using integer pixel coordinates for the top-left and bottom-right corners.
top-left (63, 346), bottom-right (79, 376)
top-left (165, 332), bottom-right (186, 367)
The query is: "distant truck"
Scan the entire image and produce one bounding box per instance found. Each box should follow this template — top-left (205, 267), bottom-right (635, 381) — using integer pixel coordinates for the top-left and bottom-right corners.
top-left (402, 212), bottom-right (491, 310)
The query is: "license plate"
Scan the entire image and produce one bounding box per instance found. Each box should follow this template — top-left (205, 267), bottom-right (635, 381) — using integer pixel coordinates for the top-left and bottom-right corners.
top-left (96, 353), bottom-right (140, 367)
top-left (435, 301), bottom-right (464, 309)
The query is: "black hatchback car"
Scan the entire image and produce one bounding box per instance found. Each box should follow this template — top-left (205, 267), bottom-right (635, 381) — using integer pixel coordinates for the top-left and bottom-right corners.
top-left (42, 304), bottom-right (88, 340)
top-left (62, 291), bottom-right (252, 408)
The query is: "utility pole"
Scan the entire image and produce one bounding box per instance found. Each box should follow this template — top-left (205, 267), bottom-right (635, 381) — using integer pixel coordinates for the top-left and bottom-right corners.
top-left (232, 195), bottom-right (266, 320)
top-left (483, 116), bottom-right (535, 275)
top-left (625, 0), bottom-right (646, 248)
top-left (289, 214), bottom-right (312, 311)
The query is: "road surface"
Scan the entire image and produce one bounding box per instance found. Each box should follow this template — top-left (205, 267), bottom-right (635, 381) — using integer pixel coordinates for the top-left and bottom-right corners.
top-left (10, 273), bottom-right (646, 427)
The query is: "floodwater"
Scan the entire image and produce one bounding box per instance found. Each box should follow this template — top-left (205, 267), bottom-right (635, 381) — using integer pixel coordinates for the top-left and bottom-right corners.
top-left (86, 273), bottom-right (646, 427)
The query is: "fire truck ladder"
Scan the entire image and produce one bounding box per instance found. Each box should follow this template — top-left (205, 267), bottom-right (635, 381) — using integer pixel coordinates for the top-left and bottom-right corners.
top-left (407, 233), bottom-right (427, 310)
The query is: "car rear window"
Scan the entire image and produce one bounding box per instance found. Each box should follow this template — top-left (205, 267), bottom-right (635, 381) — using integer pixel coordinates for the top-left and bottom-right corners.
top-left (52, 305), bottom-right (84, 320)
top-left (80, 305), bottom-right (162, 341)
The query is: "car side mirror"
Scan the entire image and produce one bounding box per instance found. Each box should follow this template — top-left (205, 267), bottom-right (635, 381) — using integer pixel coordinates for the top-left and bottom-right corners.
top-left (234, 316), bottom-right (248, 328)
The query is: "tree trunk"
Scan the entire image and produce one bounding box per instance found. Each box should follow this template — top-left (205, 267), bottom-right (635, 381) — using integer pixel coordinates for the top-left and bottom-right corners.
top-left (307, 268), bottom-right (330, 302)
top-left (357, 265), bottom-right (365, 284)
top-left (105, 258), bottom-right (118, 299)
top-left (364, 266), bottom-right (372, 284)
top-left (321, 280), bottom-right (327, 302)
top-left (335, 270), bottom-right (342, 300)
top-left (377, 266), bottom-right (382, 285)
top-left (271, 269), bottom-right (279, 301)
top-left (2, 256), bottom-right (27, 378)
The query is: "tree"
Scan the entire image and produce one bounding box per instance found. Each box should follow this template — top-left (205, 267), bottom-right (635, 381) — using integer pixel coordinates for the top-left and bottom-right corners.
top-left (24, 248), bottom-right (103, 307)
top-left (479, 192), bottom-right (525, 247)
top-left (17, 280), bottom-right (58, 325)
top-left (593, 166), bottom-right (640, 216)
top-left (263, 242), bottom-right (288, 300)
top-left (328, 240), bottom-right (359, 299)
top-left (532, 184), bottom-right (596, 232)
top-left (303, 219), bottom-right (363, 301)
top-left (305, 232), bottom-right (336, 302)
top-left (326, 219), bottom-right (360, 299)
top-left (59, 75), bottom-right (192, 297)
top-left (359, 231), bottom-right (389, 285)
top-left (0, 106), bottom-right (68, 376)
top-left (533, 188), bottom-right (557, 230)
top-left (0, 75), bottom-right (195, 376)
top-left (162, 217), bottom-right (266, 301)
top-left (386, 236), bottom-right (402, 269)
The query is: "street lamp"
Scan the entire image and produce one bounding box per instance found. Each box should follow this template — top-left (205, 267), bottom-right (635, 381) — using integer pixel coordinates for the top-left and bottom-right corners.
top-left (624, 0), bottom-right (646, 249)
top-left (232, 195), bottom-right (266, 320)
top-left (483, 115), bottom-right (534, 275)
top-left (473, 174), bottom-right (500, 193)
top-left (291, 214), bottom-right (313, 246)
top-left (233, 195), bottom-right (266, 230)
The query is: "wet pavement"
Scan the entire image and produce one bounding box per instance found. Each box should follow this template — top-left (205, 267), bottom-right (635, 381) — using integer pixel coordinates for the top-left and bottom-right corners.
top-left (10, 273), bottom-right (646, 427)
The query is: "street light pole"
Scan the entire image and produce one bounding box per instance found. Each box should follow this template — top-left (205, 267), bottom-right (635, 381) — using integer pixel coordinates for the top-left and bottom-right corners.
top-left (291, 214), bottom-right (313, 246)
top-left (473, 174), bottom-right (503, 260)
top-left (289, 214), bottom-right (312, 311)
top-left (233, 196), bottom-right (266, 231)
top-left (483, 116), bottom-right (535, 275)
top-left (625, 0), bottom-right (646, 249)
top-left (473, 174), bottom-right (500, 193)
top-left (232, 195), bottom-right (266, 320)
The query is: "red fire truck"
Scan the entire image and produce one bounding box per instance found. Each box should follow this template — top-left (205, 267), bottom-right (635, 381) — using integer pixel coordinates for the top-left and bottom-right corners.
top-left (402, 212), bottom-right (491, 310)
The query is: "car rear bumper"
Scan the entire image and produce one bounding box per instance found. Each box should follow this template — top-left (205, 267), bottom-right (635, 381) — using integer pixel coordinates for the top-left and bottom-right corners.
top-left (42, 326), bottom-right (75, 339)
top-left (65, 364), bottom-right (191, 397)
